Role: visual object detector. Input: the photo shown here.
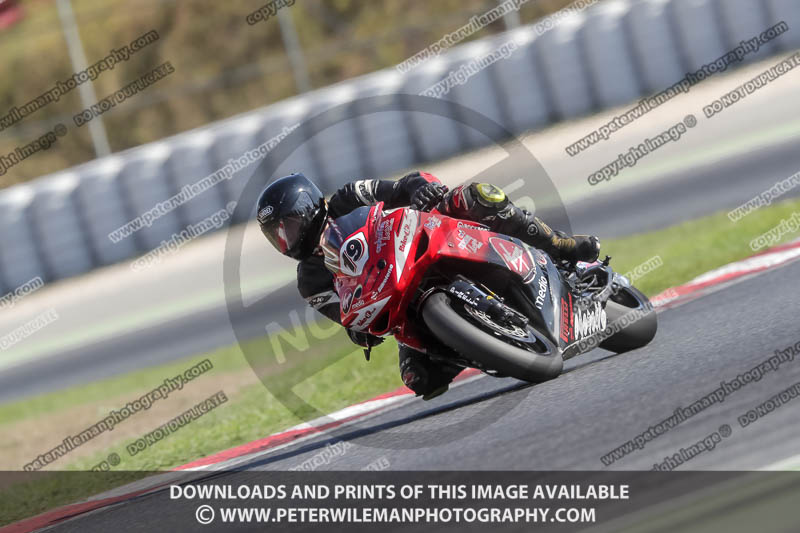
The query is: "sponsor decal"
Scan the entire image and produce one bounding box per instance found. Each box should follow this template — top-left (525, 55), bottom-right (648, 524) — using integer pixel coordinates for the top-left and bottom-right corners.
top-left (340, 232), bottom-right (369, 276)
top-left (354, 180), bottom-right (375, 203)
top-left (376, 264), bottom-right (394, 293)
top-left (457, 230), bottom-right (484, 253)
top-left (496, 206), bottom-right (513, 220)
top-left (489, 237), bottom-right (534, 281)
top-left (457, 221), bottom-right (488, 232)
top-left (342, 290), bottom-right (354, 314)
top-left (526, 223), bottom-right (539, 236)
top-left (448, 286), bottom-right (479, 307)
top-left (350, 296), bottom-right (392, 331)
top-left (398, 219), bottom-right (413, 253)
top-left (257, 205), bottom-right (273, 223)
top-left (573, 302), bottom-right (607, 341)
top-left (560, 294), bottom-right (574, 343)
top-left (534, 275), bottom-right (548, 310)
top-left (424, 216), bottom-right (442, 230)
top-left (394, 210), bottom-right (419, 281)
top-left (451, 186), bottom-right (467, 209)
top-left (375, 220), bottom-right (393, 254)
top-left (536, 251), bottom-right (548, 267)
top-left (308, 293), bottom-right (332, 308)
top-left (351, 285), bottom-right (366, 310)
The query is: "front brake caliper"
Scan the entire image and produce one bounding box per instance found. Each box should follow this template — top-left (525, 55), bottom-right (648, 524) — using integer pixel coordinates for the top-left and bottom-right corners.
top-left (445, 279), bottom-right (528, 329)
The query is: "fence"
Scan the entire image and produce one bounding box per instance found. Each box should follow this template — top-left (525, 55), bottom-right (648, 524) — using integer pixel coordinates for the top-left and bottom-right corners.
top-left (0, 0), bottom-right (798, 291)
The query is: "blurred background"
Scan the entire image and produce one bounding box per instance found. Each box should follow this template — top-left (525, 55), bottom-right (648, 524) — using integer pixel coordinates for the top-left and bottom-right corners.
top-left (0, 0), bottom-right (577, 186)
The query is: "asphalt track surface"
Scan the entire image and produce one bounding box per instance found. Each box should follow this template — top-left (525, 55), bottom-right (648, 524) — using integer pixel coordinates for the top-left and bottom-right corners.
top-left (1, 130), bottom-right (799, 403)
top-left (219, 258), bottom-right (800, 472)
top-left (39, 252), bottom-right (800, 533)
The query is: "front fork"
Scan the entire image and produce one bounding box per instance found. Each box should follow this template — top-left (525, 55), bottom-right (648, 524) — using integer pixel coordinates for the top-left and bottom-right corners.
top-left (443, 277), bottom-right (529, 330)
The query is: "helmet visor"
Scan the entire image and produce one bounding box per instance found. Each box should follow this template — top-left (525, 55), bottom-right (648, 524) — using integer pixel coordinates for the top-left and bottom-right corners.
top-left (261, 215), bottom-right (305, 255)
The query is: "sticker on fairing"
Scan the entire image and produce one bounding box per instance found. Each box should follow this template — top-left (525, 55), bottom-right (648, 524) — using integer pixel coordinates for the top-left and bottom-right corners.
top-left (340, 232), bottom-right (369, 276)
top-left (394, 210), bottom-right (419, 281)
top-left (349, 296), bottom-right (392, 331)
top-left (489, 237), bottom-right (535, 282)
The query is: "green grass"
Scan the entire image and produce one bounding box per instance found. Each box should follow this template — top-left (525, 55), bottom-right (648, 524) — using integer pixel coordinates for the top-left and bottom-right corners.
top-left (601, 197), bottom-right (800, 297)
top-left (1, 197), bottom-right (799, 526)
top-left (66, 341), bottom-right (403, 472)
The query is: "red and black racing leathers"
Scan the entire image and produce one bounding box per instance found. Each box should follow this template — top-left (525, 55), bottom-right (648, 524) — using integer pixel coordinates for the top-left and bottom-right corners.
top-left (297, 171), bottom-right (599, 398)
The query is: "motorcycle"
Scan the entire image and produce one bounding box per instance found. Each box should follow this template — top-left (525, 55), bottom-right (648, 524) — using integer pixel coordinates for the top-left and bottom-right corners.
top-left (320, 202), bottom-right (657, 384)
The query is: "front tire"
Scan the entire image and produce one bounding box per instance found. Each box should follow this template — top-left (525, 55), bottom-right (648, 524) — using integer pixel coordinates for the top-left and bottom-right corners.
top-left (421, 292), bottom-right (563, 383)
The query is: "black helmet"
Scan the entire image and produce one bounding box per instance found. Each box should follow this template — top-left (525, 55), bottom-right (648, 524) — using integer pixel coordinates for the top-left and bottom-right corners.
top-left (256, 173), bottom-right (328, 260)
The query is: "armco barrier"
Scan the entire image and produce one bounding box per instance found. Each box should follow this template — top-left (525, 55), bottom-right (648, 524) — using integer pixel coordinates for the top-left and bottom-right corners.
top-left (0, 0), bottom-right (797, 290)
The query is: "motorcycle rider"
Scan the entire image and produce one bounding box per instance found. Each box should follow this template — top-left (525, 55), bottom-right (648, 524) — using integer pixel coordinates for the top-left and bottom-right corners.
top-left (257, 171), bottom-right (600, 400)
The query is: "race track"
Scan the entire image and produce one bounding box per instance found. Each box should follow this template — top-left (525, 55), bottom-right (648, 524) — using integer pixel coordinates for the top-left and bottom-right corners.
top-left (3, 52), bottom-right (800, 402)
top-left (37, 253), bottom-right (800, 533)
top-left (213, 258), bottom-right (800, 472)
top-left (1, 129), bottom-right (799, 403)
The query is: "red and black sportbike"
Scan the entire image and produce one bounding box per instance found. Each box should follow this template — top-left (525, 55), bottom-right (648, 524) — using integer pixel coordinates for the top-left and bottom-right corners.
top-left (320, 202), bottom-right (657, 383)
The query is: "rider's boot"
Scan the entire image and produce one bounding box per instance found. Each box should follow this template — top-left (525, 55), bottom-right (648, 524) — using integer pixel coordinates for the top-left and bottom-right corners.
top-left (438, 183), bottom-right (600, 263)
top-left (399, 346), bottom-right (460, 400)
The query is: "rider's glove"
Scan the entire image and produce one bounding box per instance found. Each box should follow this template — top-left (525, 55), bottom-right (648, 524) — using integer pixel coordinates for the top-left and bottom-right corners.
top-left (346, 328), bottom-right (384, 348)
top-left (574, 235), bottom-right (601, 263)
top-left (411, 182), bottom-right (448, 212)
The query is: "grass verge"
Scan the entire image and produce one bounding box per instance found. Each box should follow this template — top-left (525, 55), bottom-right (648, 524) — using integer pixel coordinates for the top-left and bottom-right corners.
top-left (1, 197), bottom-right (799, 525)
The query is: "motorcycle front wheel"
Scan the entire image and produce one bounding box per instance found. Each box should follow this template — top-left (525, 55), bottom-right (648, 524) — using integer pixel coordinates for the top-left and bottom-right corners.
top-left (421, 292), bottom-right (563, 384)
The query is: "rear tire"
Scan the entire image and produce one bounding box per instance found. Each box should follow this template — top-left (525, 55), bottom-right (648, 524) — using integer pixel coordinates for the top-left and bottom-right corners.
top-left (599, 287), bottom-right (658, 353)
top-left (421, 292), bottom-right (563, 383)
